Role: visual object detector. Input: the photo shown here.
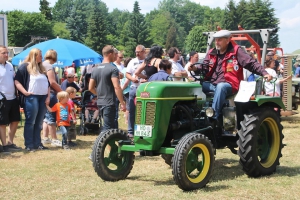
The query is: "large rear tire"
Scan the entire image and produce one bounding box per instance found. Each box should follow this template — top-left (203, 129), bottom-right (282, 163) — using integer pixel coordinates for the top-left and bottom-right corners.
top-left (172, 133), bottom-right (214, 191)
top-left (237, 108), bottom-right (284, 177)
top-left (92, 129), bottom-right (135, 181)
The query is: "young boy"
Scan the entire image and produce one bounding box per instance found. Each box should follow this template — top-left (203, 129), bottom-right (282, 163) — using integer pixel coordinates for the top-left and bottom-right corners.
top-left (45, 91), bottom-right (76, 149)
top-left (85, 94), bottom-right (99, 124)
top-left (65, 87), bottom-right (77, 146)
top-left (148, 59), bottom-right (172, 81)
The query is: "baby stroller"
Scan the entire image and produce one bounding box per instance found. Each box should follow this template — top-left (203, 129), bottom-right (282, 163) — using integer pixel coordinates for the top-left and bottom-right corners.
top-left (78, 90), bottom-right (102, 135)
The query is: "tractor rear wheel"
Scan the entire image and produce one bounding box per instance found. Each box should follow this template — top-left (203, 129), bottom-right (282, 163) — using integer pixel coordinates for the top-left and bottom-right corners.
top-left (92, 129), bottom-right (135, 181)
top-left (237, 108), bottom-right (284, 177)
top-left (172, 133), bottom-right (214, 191)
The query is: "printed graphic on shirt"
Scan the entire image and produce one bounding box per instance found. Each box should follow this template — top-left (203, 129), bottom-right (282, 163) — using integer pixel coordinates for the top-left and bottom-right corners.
top-left (60, 105), bottom-right (69, 121)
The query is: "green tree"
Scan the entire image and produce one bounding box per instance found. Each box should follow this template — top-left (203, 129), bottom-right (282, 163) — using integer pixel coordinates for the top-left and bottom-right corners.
top-left (85, 0), bottom-right (107, 54)
top-left (165, 24), bottom-right (177, 50)
top-left (52, 0), bottom-right (74, 22)
top-left (39, 0), bottom-right (52, 20)
top-left (124, 1), bottom-right (148, 57)
top-left (185, 25), bottom-right (207, 53)
top-left (223, 0), bottom-right (238, 30)
top-left (66, 0), bottom-right (91, 42)
top-left (52, 22), bottom-right (70, 39)
top-left (147, 11), bottom-right (173, 47)
top-left (7, 10), bottom-right (53, 46)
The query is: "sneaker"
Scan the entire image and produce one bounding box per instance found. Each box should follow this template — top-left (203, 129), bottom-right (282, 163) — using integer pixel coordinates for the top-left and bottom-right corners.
top-left (42, 138), bottom-right (52, 144)
top-left (68, 141), bottom-right (77, 147)
top-left (51, 140), bottom-right (62, 147)
top-left (88, 154), bottom-right (92, 161)
top-left (63, 145), bottom-right (71, 150)
top-left (2, 146), bottom-right (11, 154)
top-left (7, 143), bottom-right (22, 151)
top-left (90, 118), bottom-right (95, 124)
top-left (85, 119), bottom-right (89, 124)
top-left (35, 145), bottom-right (49, 150)
top-left (25, 147), bottom-right (36, 152)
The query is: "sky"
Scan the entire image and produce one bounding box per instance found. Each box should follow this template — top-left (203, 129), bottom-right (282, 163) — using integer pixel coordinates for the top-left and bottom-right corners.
top-left (1, 0), bottom-right (299, 54)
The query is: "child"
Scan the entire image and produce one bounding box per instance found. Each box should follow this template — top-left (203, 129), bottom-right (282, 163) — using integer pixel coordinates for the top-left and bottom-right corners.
top-left (65, 87), bottom-right (77, 146)
top-left (264, 56), bottom-right (292, 96)
top-left (85, 94), bottom-right (99, 124)
top-left (148, 59), bottom-right (172, 81)
top-left (45, 91), bottom-right (76, 150)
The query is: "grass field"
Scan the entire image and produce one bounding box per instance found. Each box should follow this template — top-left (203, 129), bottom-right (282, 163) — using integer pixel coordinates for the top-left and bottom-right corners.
top-left (1, 110), bottom-right (300, 200)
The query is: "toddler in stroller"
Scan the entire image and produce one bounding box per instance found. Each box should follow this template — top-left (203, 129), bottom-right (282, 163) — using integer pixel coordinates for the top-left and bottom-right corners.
top-left (79, 91), bottom-right (101, 135)
top-left (85, 94), bottom-right (99, 124)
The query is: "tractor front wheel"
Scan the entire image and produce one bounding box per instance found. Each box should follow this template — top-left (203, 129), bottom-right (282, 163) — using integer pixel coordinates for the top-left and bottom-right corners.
top-left (92, 129), bottom-right (135, 181)
top-left (237, 108), bottom-right (284, 177)
top-left (172, 133), bottom-right (214, 191)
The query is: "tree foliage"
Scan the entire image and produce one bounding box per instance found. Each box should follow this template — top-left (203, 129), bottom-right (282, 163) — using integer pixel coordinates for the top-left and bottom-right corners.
top-left (7, 10), bottom-right (53, 46)
top-left (4, 0), bottom-right (281, 54)
top-left (52, 0), bottom-right (74, 22)
top-left (39, 0), bottom-right (52, 20)
top-left (185, 26), bottom-right (207, 53)
top-left (85, 0), bottom-right (107, 54)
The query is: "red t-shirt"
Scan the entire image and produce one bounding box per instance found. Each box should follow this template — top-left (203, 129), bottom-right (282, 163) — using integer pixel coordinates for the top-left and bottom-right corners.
top-left (52, 102), bottom-right (72, 126)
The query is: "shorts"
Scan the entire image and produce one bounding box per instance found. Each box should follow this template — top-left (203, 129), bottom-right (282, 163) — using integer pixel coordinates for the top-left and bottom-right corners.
top-left (43, 93), bottom-right (57, 125)
top-left (0, 98), bottom-right (20, 125)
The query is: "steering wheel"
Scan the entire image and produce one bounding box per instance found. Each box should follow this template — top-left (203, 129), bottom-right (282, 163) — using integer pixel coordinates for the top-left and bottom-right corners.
top-left (189, 62), bottom-right (209, 84)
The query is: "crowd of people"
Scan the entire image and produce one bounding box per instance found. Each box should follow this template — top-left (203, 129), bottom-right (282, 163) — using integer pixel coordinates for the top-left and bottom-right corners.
top-left (0, 30), bottom-right (292, 154)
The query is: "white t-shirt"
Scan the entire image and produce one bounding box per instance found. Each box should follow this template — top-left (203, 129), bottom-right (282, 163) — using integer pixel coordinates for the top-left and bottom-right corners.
top-left (114, 62), bottom-right (124, 72)
top-left (28, 73), bottom-right (49, 95)
top-left (126, 58), bottom-right (144, 87)
top-left (170, 59), bottom-right (185, 81)
top-left (264, 68), bottom-right (281, 96)
top-left (0, 62), bottom-right (16, 100)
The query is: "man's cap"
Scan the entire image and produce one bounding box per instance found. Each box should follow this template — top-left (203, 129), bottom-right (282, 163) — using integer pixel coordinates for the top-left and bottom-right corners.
top-left (213, 30), bottom-right (231, 38)
top-left (67, 73), bottom-right (75, 78)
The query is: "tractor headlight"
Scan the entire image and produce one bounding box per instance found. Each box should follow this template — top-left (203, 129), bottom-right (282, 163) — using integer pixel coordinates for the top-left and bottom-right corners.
top-left (205, 107), bottom-right (214, 117)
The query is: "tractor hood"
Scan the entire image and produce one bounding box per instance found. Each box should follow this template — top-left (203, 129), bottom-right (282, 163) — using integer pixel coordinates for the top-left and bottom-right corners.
top-left (136, 81), bottom-right (206, 100)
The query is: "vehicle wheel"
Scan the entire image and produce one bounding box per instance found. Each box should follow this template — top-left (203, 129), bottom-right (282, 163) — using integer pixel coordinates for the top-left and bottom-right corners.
top-left (92, 129), bottom-right (135, 181)
top-left (292, 103), bottom-right (298, 110)
top-left (161, 154), bottom-right (173, 166)
top-left (172, 133), bottom-right (214, 191)
top-left (84, 127), bottom-right (88, 135)
top-left (237, 108), bottom-right (284, 177)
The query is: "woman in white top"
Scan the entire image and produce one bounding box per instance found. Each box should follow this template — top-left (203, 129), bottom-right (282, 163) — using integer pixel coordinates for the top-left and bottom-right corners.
top-left (264, 56), bottom-right (291, 96)
top-left (15, 48), bottom-right (50, 151)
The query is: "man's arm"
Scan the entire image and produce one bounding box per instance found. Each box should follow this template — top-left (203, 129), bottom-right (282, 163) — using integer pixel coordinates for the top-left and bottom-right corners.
top-left (88, 78), bottom-right (97, 95)
top-left (111, 77), bottom-right (126, 112)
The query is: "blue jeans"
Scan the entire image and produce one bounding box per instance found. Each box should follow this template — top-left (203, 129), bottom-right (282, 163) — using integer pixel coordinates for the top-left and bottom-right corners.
top-left (59, 126), bottom-right (70, 145)
top-left (44, 92), bottom-right (57, 125)
top-left (23, 95), bottom-right (47, 148)
top-left (202, 82), bottom-right (232, 119)
top-left (98, 105), bottom-right (116, 133)
top-left (128, 86), bottom-right (137, 135)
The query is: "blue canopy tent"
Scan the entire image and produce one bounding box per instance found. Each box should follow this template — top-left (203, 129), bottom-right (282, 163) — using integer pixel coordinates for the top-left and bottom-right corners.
top-left (12, 38), bottom-right (103, 67)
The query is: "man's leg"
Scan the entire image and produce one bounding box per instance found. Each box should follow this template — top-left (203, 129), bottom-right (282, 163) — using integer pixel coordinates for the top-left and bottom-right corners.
top-left (7, 98), bottom-right (21, 147)
top-left (212, 82), bottom-right (232, 119)
top-left (7, 121), bottom-right (19, 144)
top-left (127, 87), bottom-right (137, 137)
top-left (100, 105), bottom-right (116, 132)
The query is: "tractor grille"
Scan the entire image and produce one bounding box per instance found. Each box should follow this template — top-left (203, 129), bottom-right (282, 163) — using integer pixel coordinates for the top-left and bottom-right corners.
top-left (135, 101), bottom-right (142, 124)
top-left (145, 102), bottom-right (156, 127)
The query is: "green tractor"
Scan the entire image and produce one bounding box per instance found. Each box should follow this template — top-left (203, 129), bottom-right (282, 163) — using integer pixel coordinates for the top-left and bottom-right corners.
top-left (91, 28), bottom-right (285, 191)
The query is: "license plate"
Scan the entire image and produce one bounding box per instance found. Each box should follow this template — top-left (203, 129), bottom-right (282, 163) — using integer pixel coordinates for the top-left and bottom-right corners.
top-left (134, 125), bottom-right (152, 137)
